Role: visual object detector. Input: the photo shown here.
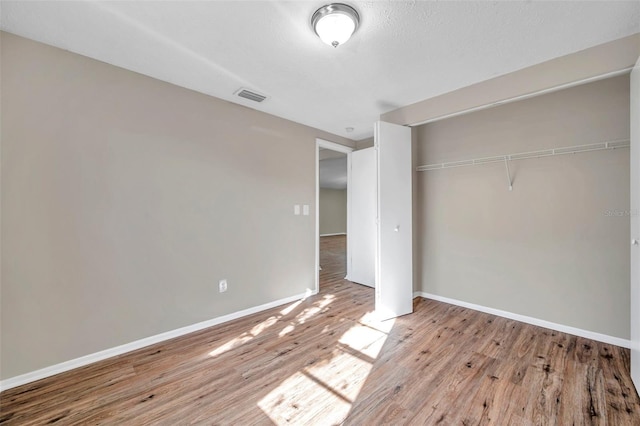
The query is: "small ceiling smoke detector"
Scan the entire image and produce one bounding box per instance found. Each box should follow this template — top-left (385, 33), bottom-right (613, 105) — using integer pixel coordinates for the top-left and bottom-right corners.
top-left (312, 3), bottom-right (359, 48)
top-left (235, 88), bottom-right (267, 103)
top-left (345, 127), bottom-right (354, 133)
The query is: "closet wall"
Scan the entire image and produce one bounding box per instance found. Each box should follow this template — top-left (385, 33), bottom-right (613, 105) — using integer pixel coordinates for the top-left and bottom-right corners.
top-left (415, 75), bottom-right (631, 339)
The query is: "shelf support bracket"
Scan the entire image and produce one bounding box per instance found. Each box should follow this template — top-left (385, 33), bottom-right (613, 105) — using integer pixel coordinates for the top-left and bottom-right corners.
top-left (504, 157), bottom-right (513, 191)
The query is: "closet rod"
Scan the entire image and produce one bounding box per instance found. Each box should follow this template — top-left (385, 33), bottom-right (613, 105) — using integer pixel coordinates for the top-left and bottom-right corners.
top-left (416, 139), bottom-right (630, 172)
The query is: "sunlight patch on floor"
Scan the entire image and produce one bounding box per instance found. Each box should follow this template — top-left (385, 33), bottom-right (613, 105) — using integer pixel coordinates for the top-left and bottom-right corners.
top-left (280, 299), bottom-right (303, 315)
top-left (278, 324), bottom-right (296, 337)
top-left (257, 370), bottom-right (351, 425)
top-left (258, 312), bottom-right (395, 425)
top-left (338, 323), bottom-right (388, 359)
top-left (208, 333), bottom-right (255, 357)
top-left (209, 295), bottom-right (335, 358)
top-left (295, 294), bottom-right (334, 324)
top-left (358, 311), bottom-right (397, 333)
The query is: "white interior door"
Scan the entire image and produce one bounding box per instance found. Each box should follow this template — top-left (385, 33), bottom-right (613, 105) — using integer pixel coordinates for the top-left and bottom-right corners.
top-left (348, 147), bottom-right (376, 287)
top-left (375, 121), bottom-right (413, 320)
top-left (630, 57), bottom-right (640, 391)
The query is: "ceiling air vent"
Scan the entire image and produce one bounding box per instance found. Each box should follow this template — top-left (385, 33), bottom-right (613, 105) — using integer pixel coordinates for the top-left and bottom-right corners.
top-left (235, 88), bottom-right (267, 103)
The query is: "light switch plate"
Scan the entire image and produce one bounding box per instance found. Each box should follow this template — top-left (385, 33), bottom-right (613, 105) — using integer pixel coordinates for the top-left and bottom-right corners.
top-left (303, 204), bottom-right (309, 216)
top-left (294, 205), bottom-right (301, 215)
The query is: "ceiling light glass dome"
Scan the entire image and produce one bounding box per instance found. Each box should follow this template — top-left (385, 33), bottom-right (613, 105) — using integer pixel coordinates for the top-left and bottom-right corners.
top-left (312, 4), bottom-right (360, 48)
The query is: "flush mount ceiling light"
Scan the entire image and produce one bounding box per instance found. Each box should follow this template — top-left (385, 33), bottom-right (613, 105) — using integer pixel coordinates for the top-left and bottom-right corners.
top-left (312, 3), bottom-right (360, 48)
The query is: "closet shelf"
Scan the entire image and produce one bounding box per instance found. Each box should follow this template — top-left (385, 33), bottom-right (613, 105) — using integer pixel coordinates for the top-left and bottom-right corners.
top-left (416, 139), bottom-right (630, 172)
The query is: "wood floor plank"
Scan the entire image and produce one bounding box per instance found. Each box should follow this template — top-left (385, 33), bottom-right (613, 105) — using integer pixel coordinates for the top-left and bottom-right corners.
top-left (1, 235), bottom-right (639, 425)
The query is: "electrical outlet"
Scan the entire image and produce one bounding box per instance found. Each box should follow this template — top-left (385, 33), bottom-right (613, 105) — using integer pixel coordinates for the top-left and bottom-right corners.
top-left (219, 279), bottom-right (228, 293)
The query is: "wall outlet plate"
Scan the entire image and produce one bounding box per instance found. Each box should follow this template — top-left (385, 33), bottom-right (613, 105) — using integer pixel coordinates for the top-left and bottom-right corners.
top-left (219, 279), bottom-right (228, 293)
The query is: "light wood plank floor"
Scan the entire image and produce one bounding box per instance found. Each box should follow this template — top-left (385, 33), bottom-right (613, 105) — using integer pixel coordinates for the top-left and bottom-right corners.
top-left (1, 235), bottom-right (639, 424)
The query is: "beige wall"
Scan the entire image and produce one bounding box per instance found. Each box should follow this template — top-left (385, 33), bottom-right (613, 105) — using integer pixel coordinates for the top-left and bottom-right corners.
top-left (356, 137), bottom-right (374, 150)
top-left (0, 32), bottom-right (354, 379)
top-left (319, 189), bottom-right (347, 235)
top-left (415, 75), bottom-right (631, 339)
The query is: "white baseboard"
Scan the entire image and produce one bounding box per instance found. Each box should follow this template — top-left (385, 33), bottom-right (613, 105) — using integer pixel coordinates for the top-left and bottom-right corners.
top-left (413, 291), bottom-right (631, 349)
top-left (0, 292), bottom-right (308, 392)
top-left (319, 233), bottom-right (346, 237)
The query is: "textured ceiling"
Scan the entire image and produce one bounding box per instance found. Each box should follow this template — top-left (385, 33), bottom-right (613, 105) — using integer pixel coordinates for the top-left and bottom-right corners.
top-left (2, 1), bottom-right (639, 140)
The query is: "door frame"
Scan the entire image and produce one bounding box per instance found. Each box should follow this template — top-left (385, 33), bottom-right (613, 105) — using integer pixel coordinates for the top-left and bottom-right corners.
top-left (630, 57), bottom-right (640, 391)
top-left (315, 138), bottom-right (354, 294)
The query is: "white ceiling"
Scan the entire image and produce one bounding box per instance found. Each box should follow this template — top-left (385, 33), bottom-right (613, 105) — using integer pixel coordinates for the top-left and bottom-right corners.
top-left (2, 1), bottom-right (639, 140)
